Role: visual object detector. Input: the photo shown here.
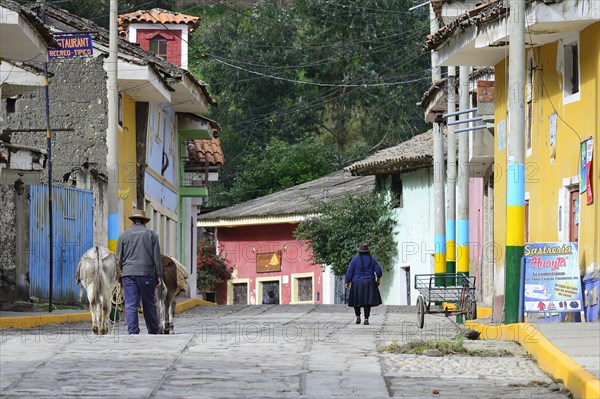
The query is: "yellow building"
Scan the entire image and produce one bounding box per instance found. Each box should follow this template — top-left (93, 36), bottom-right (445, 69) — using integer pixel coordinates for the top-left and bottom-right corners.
top-left (425, 0), bottom-right (599, 318)
top-left (493, 21), bottom-right (599, 276)
top-left (118, 93), bottom-right (137, 232)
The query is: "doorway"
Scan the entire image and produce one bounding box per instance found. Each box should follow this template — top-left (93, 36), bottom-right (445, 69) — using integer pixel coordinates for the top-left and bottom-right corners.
top-left (402, 266), bottom-right (411, 305)
top-left (257, 279), bottom-right (280, 304)
top-left (569, 187), bottom-right (579, 243)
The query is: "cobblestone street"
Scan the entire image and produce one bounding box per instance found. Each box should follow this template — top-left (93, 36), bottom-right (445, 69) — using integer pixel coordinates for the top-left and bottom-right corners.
top-left (0, 305), bottom-right (571, 398)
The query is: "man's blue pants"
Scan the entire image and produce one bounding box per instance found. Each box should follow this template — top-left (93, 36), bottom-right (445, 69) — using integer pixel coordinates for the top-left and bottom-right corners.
top-left (122, 275), bottom-right (159, 334)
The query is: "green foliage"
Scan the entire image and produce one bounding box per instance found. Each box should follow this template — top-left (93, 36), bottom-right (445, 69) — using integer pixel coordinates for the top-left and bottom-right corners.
top-left (294, 192), bottom-right (395, 276)
top-left (196, 246), bottom-right (233, 294)
top-left (224, 136), bottom-right (336, 204)
top-left (190, 0), bottom-right (430, 206)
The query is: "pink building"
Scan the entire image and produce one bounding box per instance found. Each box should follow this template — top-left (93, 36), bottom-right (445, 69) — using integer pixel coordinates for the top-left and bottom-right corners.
top-left (214, 223), bottom-right (323, 305)
top-left (198, 171), bottom-right (375, 305)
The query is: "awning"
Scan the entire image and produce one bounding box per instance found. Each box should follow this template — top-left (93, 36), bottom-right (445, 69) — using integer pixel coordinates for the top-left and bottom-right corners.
top-left (0, 60), bottom-right (45, 98)
top-left (117, 60), bottom-right (172, 103)
top-left (0, 4), bottom-right (53, 62)
top-left (170, 73), bottom-right (209, 115)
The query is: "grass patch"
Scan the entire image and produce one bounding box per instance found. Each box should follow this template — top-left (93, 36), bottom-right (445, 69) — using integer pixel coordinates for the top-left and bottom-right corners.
top-left (379, 338), bottom-right (513, 357)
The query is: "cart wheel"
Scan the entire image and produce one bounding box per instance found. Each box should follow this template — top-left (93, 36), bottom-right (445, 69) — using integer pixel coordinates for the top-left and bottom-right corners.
top-left (465, 295), bottom-right (477, 320)
top-left (416, 295), bottom-right (425, 329)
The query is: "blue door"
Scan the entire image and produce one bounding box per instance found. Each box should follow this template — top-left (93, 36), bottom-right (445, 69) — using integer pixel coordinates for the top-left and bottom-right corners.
top-left (29, 185), bottom-right (93, 303)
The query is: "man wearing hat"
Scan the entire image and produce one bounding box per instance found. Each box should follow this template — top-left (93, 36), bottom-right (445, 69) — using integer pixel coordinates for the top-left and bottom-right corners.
top-left (116, 210), bottom-right (163, 334)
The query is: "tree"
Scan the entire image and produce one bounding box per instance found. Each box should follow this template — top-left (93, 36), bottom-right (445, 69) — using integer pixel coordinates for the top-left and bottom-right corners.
top-left (222, 136), bottom-right (336, 204)
top-left (190, 0), bottom-right (430, 206)
top-left (196, 246), bottom-right (233, 296)
top-left (294, 192), bottom-right (396, 277)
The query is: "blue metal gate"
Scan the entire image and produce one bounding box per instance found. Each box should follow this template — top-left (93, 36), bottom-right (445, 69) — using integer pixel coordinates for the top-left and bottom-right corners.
top-left (29, 185), bottom-right (93, 303)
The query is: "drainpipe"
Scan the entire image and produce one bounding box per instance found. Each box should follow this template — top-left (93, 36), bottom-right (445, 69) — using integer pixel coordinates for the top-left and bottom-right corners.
top-left (505, 0), bottom-right (526, 324)
top-left (431, 3), bottom-right (446, 286)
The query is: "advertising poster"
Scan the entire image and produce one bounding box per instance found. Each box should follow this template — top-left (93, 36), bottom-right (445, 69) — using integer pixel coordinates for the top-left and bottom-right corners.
top-left (522, 242), bottom-right (583, 314)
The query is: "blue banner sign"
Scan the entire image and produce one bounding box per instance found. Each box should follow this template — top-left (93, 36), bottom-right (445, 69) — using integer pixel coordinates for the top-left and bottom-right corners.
top-left (522, 242), bottom-right (583, 313)
top-left (48, 34), bottom-right (93, 59)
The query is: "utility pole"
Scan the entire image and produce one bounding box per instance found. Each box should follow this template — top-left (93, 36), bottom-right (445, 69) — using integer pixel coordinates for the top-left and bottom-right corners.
top-left (107, 0), bottom-right (119, 252)
top-left (457, 66), bottom-right (470, 276)
top-left (505, 0), bottom-right (526, 324)
top-left (446, 66), bottom-right (457, 281)
top-left (40, 0), bottom-right (54, 312)
top-left (431, 3), bottom-right (446, 286)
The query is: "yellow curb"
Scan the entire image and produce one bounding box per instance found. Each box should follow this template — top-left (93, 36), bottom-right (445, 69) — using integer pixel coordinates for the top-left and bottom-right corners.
top-left (0, 298), bottom-right (215, 331)
top-left (0, 312), bottom-right (91, 330)
top-left (175, 298), bottom-right (215, 313)
top-left (476, 307), bottom-right (492, 319)
top-left (466, 321), bottom-right (600, 399)
top-left (439, 305), bottom-right (492, 319)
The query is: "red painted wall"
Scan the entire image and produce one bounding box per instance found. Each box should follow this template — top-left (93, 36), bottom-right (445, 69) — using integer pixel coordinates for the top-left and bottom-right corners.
top-left (136, 29), bottom-right (182, 66)
top-left (214, 223), bottom-right (323, 305)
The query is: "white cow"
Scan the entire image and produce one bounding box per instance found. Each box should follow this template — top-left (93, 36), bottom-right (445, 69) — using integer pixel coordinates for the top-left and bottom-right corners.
top-left (75, 245), bottom-right (120, 335)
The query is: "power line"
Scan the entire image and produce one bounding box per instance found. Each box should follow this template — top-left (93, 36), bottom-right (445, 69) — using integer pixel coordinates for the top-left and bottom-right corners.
top-left (206, 55), bottom-right (430, 87)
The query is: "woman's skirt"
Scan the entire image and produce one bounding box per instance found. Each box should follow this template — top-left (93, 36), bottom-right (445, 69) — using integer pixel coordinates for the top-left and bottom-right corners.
top-left (347, 278), bottom-right (382, 307)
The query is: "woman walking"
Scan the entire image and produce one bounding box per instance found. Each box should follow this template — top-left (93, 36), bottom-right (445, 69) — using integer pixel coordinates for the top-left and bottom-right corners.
top-left (345, 243), bottom-right (383, 325)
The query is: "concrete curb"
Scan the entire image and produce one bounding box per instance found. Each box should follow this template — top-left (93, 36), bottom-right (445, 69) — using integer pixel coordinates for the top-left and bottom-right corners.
top-left (466, 321), bottom-right (600, 399)
top-left (0, 298), bottom-right (214, 331)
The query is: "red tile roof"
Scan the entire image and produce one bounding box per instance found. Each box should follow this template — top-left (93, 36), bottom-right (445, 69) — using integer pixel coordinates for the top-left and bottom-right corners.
top-left (187, 137), bottom-right (224, 166)
top-left (118, 8), bottom-right (200, 37)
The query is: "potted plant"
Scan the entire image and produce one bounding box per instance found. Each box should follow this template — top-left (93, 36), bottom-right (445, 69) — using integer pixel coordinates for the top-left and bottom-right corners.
top-left (196, 246), bottom-right (232, 301)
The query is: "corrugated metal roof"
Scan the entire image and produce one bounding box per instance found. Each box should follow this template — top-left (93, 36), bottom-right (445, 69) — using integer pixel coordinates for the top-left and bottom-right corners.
top-left (118, 8), bottom-right (200, 36)
top-left (345, 130), bottom-right (446, 175)
top-left (198, 170), bottom-right (375, 224)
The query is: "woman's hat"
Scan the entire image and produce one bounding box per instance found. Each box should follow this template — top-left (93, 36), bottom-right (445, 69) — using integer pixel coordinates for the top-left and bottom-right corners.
top-left (357, 243), bottom-right (370, 253)
top-left (129, 209), bottom-right (150, 223)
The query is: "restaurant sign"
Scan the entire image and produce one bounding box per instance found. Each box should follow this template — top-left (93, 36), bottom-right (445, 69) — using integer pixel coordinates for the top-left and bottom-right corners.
top-left (48, 34), bottom-right (93, 59)
top-left (522, 242), bottom-right (583, 314)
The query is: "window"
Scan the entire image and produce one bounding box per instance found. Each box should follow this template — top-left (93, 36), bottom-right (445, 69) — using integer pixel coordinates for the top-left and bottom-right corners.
top-left (227, 279), bottom-right (250, 305)
top-left (6, 98), bottom-right (16, 113)
top-left (155, 108), bottom-right (162, 144)
top-left (292, 273), bottom-right (314, 303)
top-left (526, 55), bottom-right (534, 156)
top-left (232, 283), bottom-right (248, 304)
top-left (256, 278), bottom-right (280, 305)
top-left (563, 35), bottom-right (580, 103)
top-left (170, 122), bottom-right (176, 157)
top-left (149, 35), bottom-right (167, 58)
top-left (297, 278), bottom-right (313, 302)
top-left (118, 92), bottom-right (123, 127)
top-left (391, 174), bottom-right (403, 208)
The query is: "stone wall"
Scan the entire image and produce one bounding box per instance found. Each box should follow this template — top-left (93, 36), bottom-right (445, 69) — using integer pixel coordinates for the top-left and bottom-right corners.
top-left (0, 55), bottom-right (109, 305)
top-left (0, 185), bottom-right (17, 303)
top-left (3, 56), bottom-right (108, 182)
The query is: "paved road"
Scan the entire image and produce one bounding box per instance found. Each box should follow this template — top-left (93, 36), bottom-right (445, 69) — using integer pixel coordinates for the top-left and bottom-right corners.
top-left (1, 305), bottom-right (571, 398)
